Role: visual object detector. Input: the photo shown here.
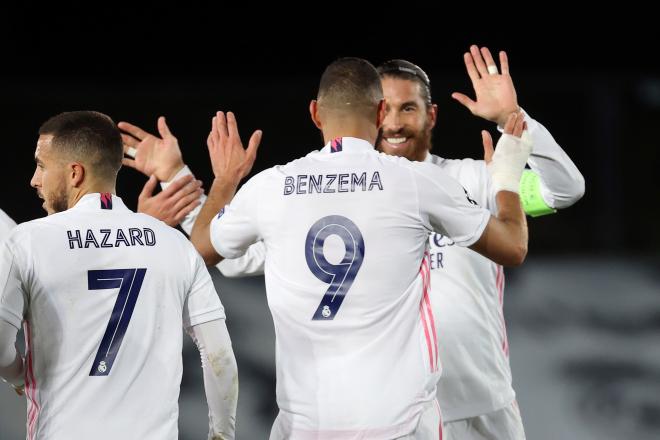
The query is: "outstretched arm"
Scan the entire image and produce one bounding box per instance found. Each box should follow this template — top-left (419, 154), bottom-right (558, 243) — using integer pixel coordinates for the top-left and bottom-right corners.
top-left (469, 113), bottom-right (530, 266)
top-left (190, 112), bottom-right (262, 266)
top-left (453, 45), bottom-right (584, 212)
top-left (187, 319), bottom-right (238, 440)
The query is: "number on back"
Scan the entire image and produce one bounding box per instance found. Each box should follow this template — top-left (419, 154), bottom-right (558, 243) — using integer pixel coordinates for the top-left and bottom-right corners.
top-left (305, 215), bottom-right (364, 320)
top-left (88, 268), bottom-right (146, 376)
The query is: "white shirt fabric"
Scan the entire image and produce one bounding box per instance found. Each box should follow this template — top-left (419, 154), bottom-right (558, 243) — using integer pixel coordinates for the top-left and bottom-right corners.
top-left (0, 209), bottom-right (16, 241)
top-left (210, 137), bottom-right (490, 439)
top-left (0, 193), bottom-right (226, 440)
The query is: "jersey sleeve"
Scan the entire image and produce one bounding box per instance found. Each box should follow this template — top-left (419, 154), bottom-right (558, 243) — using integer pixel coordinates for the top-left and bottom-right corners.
top-left (217, 240), bottom-right (266, 278)
top-left (412, 162), bottom-right (490, 247)
top-left (0, 235), bottom-right (27, 330)
top-left (183, 247), bottom-right (226, 329)
top-left (210, 173), bottom-right (263, 259)
top-left (497, 109), bottom-right (585, 209)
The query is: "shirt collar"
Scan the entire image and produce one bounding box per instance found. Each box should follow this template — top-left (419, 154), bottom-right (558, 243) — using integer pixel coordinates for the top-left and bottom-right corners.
top-left (320, 137), bottom-right (375, 154)
top-left (70, 192), bottom-right (129, 212)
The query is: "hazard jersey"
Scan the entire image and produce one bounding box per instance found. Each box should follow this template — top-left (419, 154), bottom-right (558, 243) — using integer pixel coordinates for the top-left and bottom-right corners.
top-left (0, 193), bottom-right (225, 440)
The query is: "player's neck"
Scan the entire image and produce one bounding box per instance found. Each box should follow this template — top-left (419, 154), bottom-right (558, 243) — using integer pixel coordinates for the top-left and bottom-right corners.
top-left (67, 183), bottom-right (116, 209)
top-left (322, 119), bottom-right (378, 146)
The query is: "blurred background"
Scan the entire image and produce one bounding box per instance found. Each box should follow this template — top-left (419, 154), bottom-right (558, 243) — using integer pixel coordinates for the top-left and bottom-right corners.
top-left (0, 5), bottom-right (658, 439)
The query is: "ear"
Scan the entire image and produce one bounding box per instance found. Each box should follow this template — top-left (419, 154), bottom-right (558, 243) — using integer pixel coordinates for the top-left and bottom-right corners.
top-left (428, 103), bottom-right (438, 130)
top-left (309, 100), bottom-right (322, 129)
top-left (69, 162), bottom-right (85, 188)
top-left (376, 99), bottom-right (386, 129)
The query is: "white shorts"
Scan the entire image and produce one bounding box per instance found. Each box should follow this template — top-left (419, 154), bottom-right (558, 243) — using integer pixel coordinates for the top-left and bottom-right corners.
top-left (396, 399), bottom-right (443, 440)
top-left (443, 401), bottom-right (525, 440)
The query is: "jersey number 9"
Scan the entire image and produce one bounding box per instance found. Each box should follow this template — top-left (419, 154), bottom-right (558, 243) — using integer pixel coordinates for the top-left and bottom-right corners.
top-left (305, 215), bottom-right (364, 321)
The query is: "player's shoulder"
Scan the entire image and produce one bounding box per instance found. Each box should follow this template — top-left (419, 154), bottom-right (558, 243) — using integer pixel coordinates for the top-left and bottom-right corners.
top-left (0, 209), bottom-right (16, 230)
top-left (430, 154), bottom-right (486, 172)
top-left (429, 154), bottom-right (488, 183)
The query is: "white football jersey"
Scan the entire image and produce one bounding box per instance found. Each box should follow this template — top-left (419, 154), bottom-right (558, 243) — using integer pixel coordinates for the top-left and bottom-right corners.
top-left (0, 209), bottom-right (16, 241)
top-left (430, 114), bottom-right (584, 421)
top-left (0, 193), bottom-right (225, 440)
top-left (210, 137), bottom-right (490, 439)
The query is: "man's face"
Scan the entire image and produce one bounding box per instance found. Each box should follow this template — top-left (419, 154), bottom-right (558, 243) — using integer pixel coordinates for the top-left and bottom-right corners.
top-left (30, 135), bottom-right (69, 215)
top-left (378, 77), bottom-right (436, 161)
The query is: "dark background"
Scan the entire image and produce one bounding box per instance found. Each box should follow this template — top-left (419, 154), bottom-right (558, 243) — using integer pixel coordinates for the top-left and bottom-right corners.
top-left (1, 6), bottom-right (658, 256)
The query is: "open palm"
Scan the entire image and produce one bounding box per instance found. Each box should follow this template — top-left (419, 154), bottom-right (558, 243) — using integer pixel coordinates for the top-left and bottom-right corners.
top-left (119, 116), bottom-right (184, 182)
top-left (452, 46), bottom-right (519, 127)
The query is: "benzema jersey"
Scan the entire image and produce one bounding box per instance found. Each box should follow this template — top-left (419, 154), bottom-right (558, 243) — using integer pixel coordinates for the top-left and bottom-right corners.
top-left (210, 137), bottom-right (490, 439)
top-left (0, 193), bottom-right (225, 440)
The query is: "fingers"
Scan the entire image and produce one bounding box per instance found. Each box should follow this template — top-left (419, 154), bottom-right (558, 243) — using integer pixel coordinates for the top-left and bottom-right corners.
top-left (217, 111), bottom-right (228, 148)
top-left (499, 51), bottom-right (510, 76)
top-left (139, 175), bottom-right (158, 200)
top-left (226, 111), bottom-right (239, 142)
top-left (247, 129), bottom-right (263, 159)
top-left (463, 52), bottom-right (480, 82)
top-left (117, 121), bottom-right (149, 141)
top-left (470, 45), bottom-right (489, 77)
top-left (173, 199), bottom-right (202, 224)
top-left (481, 130), bottom-right (494, 164)
top-left (451, 92), bottom-right (476, 112)
top-left (159, 174), bottom-right (196, 198)
top-left (502, 112), bottom-right (517, 134)
top-left (157, 116), bottom-right (173, 139)
top-left (172, 187), bottom-right (204, 213)
top-left (480, 47), bottom-right (498, 74)
top-left (121, 133), bottom-right (139, 148)
top-left (122, 157), bottom-right (137, 169)
top-left (513, 113), bottom-right (525, 137)
top-left (210, 114), bottom-right (221, 151)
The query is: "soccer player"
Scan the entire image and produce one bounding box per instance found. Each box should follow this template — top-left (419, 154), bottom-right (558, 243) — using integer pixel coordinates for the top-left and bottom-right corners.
top-left (375, 48), bottom-right (584, 440)
top-left (0, 111), bottom-right (238, 440)
top-left (190, 57), bottom-right (531, 439)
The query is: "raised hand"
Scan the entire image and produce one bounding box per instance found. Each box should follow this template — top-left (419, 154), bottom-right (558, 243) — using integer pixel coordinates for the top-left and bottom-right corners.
top-left (452, 45), bottom-right (520, 127)
top-left (207, 111), bottom-right (262, 185)
top-left (137, 174), bottom-right (203, 227)
top-left (119, 116), bottom-right (185, 182)
top-left (480, 112), bottom-right (528, 164)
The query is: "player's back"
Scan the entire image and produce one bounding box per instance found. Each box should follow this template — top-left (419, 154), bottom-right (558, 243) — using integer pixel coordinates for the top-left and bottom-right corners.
top-left (214, 137), bottom-right (489, 437)
top-left (8, 194), bottom-right (206, 440)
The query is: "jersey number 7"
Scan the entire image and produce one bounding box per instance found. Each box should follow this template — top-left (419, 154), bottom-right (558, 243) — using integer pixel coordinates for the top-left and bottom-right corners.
top-left (305, 215), bottom-right (364, 321)
top-left (88, 268), bottom-right (147, 376)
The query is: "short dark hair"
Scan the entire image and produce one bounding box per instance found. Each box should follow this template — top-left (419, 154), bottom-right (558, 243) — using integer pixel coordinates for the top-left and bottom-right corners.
top-left (317, 57), bottom-right (383, 114)
top-left (377, 59), bottom-right (432, 107)
top-left (39, 111), bottom-right (123, 179)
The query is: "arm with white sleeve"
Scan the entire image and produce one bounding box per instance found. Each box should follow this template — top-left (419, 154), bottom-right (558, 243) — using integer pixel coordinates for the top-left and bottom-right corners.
top-left (514, 110), bottom-right (585, 214)
top-left (186, 319), bottom-right (238, 440)
top-left (417, 112), bottom-right (531, 267)
top-left (0, 236), bottom-right (26, 395)
top-left (184, 247), bottom-right (239, 439)
top-left (451, 45), bottom-right (584, 216)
